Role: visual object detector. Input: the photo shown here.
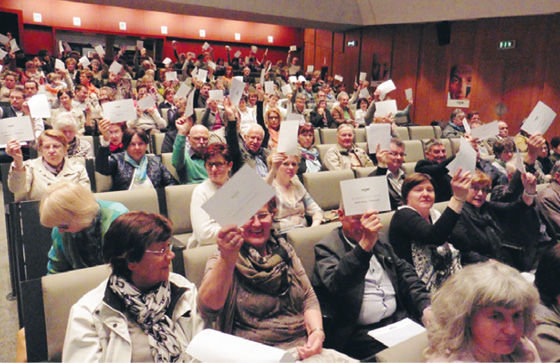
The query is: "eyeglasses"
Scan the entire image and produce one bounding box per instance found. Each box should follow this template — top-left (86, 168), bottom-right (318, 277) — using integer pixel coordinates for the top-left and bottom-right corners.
top-left (471, 186), bottom-right (490, 193)
top-left (206, 161), bottom-right (227, 169)
top-left (388, 151), bottom-right (406, 158)
top-left (248, 212), bottom-right (272, 223)
top-left (268, 116), bottom-right (279, 120)
top-left (145, 244), bottom-right (172, 256)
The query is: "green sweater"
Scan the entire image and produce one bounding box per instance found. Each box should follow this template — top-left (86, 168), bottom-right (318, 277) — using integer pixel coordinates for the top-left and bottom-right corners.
top-left (171, 134), bottom-right (207, 184)
top-left (47, 200), bottom-right (129, 274)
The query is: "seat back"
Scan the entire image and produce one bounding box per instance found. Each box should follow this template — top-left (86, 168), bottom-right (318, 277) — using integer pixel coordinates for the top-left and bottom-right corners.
top-left (408, 126), bottom-right (436, 140)
top-left (433, 125), bottom-right (442, 138)
top-left (182, 244), bottom-right (217, 288)
top-left (354, 166), bottom-right (377, 178)
top-left (152, 132), bottom-right (165, 155)
top-left (286, 222), bottom-right (341, 279)
top-left (303, 169), bottom-right (354, 210)
top-left (161, 152), bottom-right (180, 182)
top-left (394, 126), bottom-right (410, 140)
top-left (315, 144), bottom-right (335, 165)
top-left (402, 161), bottom-right (417, 176)
top-left (402, 140), bottom-right (425, 162)
top-left (449, 137), bottom-right (461, 154)
top-left (94, 171), bottom-right (113, 192)
top-left (165, 184), bottom-right (198, 234)
top-left (95, 188), bottom-right (160, 214)
top-left (319, 128), bottom-right (338, 144)
top-left (354, 128), bottom-right (366, 143)
top-left (376, 331), bottom-right (428, 362)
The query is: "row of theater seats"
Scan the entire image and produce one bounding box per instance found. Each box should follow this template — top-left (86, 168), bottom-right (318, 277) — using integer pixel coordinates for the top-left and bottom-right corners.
top-left (22, 197), bottom-right (446, 361)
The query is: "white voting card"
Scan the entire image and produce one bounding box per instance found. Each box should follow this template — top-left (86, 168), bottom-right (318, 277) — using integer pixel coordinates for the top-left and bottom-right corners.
top-left (359, 88), bottom-right (370, 99)
top-left (162, 57), bottom-right (172, 65)
top-left (208, 89), bottom-right (224, 101)
top-left (281, 84), bottom-right (292, 96)
top-left (9, 39), bottom-right (19, 52)
top-left (201, 164), bottom-right (276, 227)
top-left (108, 61), bottom-right (123, 75)
top-left (202, 42), bottom-right (210, 50)
top-left (0, 49), bottom-right (7, 60)
top-left (136, 40), bottom-right (144, 49)
top-left (521, 101), bottom-right (557, 135)
top-left (186, 329), bottom-right (295, 363)
top-left (447, 137), bottom-right (477, 176)
top-left (374, 100), bottom-right (397, 118)
top-left (334, 74), bottom-right (343, 82)
top-left (137, 96), bottom-right (156, 111)
top-left (264, 81), bottom-right (275, 94)
top-left (341, 176), bottom-right (391, 215)
top-left (0, 116), bottom-right (35, 147)
top-left (28, 94), bottom-right (51, 119)
top-left (165, 71), bottom-right (177, 81)
top-left (54, 59), bottom-right (65, 71)
top-left (290, 45), bottom-right (297, 51)
top-left (185, 86), bottom-right (195, 118)
top-left (94, 44), bottom-right (105, 58)
top-left (207, 61), bottom-right (216, 70)
top-left (366, 123), bottom-right (392, 153)
top-left (102, 99), bottom-right (136, 123)
top-left (234, 50), bottom-right (242, 58)
top-left (306, 65), bottom-right (314, 73)
top-left (277, 121), bottom-right (300, 155)
top-left (229, 78), bottom-right (245, 107)
top-left (260, 68), bottom-right (266, 85)
top-left (405, 88), bottom-right (413, 101)
top-left (471, 121), bottom-right (499, 140)
top-left (0, 34), bottom-right (9, 44)
top-left (462, 118), bottom-right (471, 134)
top-left (175, 83), bottom-right (190, 99)
top-left (288, 76), bottom-right (297, 84)
top-left (376, 79), bottom-right (396, 96)
top-left (196, 68), bottom-right (208, 83)
top-left (251, 45), bottom-right (258, 53)
top-left (79, 56), bottom-right (90, 67)
top-left (359, 72), bottom-right (367, 81)
top-left (368, 318), bottom-right (426, 347)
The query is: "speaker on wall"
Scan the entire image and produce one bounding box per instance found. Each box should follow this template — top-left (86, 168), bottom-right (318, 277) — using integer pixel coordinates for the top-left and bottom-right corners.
top-left (436, 21), bottom-right (451, 46)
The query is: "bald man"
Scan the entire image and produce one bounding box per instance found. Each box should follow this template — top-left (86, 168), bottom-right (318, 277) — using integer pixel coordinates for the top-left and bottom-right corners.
top-left (172, 117), bottom-right (209, 184)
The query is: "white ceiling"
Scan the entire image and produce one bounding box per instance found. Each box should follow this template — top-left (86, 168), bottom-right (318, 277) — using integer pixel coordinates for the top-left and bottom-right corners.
top-left (68, 0), bottom-right (560, 31)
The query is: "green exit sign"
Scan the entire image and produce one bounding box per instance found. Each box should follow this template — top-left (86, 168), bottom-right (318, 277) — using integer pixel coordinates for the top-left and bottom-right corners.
top-left (498, 40), bottom-right (516, 50)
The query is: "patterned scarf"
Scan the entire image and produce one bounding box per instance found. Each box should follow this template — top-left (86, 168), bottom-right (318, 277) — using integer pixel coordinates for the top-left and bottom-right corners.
top-left (124, 152), bottom-right (148, 185)
top-left (109, 275), bottom-right (183, 362)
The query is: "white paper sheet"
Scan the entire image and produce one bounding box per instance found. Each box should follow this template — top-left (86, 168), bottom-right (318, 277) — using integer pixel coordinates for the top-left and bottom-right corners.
top-left (447, 137), bottom-right (477, 176)
top-left (175, 83), bottom-right (190, 99)
top-left (207, 61), bottom-right (216, 70)
top-left (368, 318), bottom-right (426, 347)
top-left (260, 68), bottom-right (266, 85)
top-left (234, 50), bottom-right (242, 58)
top-left (201, 164), bottom-right (276, 227)
top-left (162, 57), bottom-right (172, 65)
top-left (185, 87), bottom-right (195, 118)
top-left (196, 68), bottom-right (208, 83)
top-left (462, 118), bottom-right (471, 134)
top-left (136, 40), bottom-right (143, 49)
top-left (359, 88), bottom-right (370, 99)
top-left (521, 101), bottom-right (557, 135)
top-left (63, 41), bottom-right (71, 52)
top-left (298, 75), bottom-right (306, 83)
top-left (79, 56), bottom-right (90, 67)
top-left (340, 176), bottom-right (391, 215)
top-left (264, 81), bottom-right (275, 94)
top-left (290, 45), bottom-right (297, 51)
top-left (281, 84), bottom-right (292, 96)
top-left (209, 89), bottom-right (224, 101)
top-left (471, 121), bottom-right (499, 140)
top-left (165, 71), bottom-right (178, 81)
top-left (286, 113), bottom-right (305, 123)
top-left (94, 44), bottom-right (105, 58)
top-left (137, 96), bottom-right (156, 111)
top-left (27, 94), bottom-right (51, 119)
top-left (0, 48), bottom-right (7, 59)
top-left (334, 74), bottom-right (343, 82)
top-left (9, 39), bottom-right (19, 52)
top-left (0, 34), bottom-right (9, 44)
top-left (102, 99), bottom-right (137, 123)
top-left (229, 78), bottom-right (245, 107)
top-left (54, 59), bottom-right (65, 71)
top-left (376, 79), bottom-right (396, 97)
top-left (108, 61), bottom-right (123, 75)
top-left (306, 65), bottom-right (314, 73)
top-left (0, 116), bottom-right (36, 147)
top-left (277, 121), bottom-right (300, 155)
top-left (202, 42), bottom-right (210, 50)
top-left (186, 329), bottom-right (295, 363)
top-left (374, 100), bottom-right (397, 118)
top-left (366, 123), bottom-right (392, 153)
top-left (288, 76), bottom-right (297, 84)
top-left (405, 88), bottom-right (413, 101)
top-left (359, 72), bottom-right (367, 81)
top-left (233, 76), bottom-right (244, 82)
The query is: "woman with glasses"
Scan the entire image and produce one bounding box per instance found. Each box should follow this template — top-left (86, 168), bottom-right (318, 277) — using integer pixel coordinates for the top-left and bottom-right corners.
top-left (188, 143), bottom-right (233, 249)
top-left (297, 123), bottom-right (322, 177)
top-left (263, 108), bottom-right (282, 149)
top-left (63, 211), bottom-right (202, 362)
top-left (449, 170), bottom-right (543, 271)
top-left (198, 200), bottom-right (352, 361)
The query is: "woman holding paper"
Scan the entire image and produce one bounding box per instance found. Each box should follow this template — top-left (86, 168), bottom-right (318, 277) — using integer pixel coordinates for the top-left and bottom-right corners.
top-left (95, 127), bottom-right (176, 190)
top-left (388, 171), bottom-right (472, 291)
top-left (424, 261), bottom-right (540, 362)
top-left (6, 129), bottom-right (90, 201)
top-left (265, 151), bottom-right (323, 234)
top-left (199, 200), bottom-right (351, 361)
top-left (297, 123), bottom-right (323, 176)
top-left (63, 211), bottom-right (203, 362)
top-left (50, 89), bottom-right (86, 133)
top-left (263, 108), bottom-right (282, 149)
top-left (449, 170), bottom-right (544, 271)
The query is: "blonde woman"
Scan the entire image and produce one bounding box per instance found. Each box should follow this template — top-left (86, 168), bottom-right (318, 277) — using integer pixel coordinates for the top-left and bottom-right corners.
top-left (40, 181), bottom-right (128, 274)
top-left (424, 261), bottom-right (540, 362)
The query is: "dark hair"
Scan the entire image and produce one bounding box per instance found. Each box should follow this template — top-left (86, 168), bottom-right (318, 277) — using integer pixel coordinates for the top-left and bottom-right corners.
top-left (122, 127), bottom-right (149, 149)
top-left (492, 138), bottom-right (515, 156)
top-left (535, 244), bottom-right (560, 307)
top-left (103, 211), bottom-right (173, 279)
top-left (204, 142), bottom-right (231, 163)
top-left (401, 173), bottom-right (432, 203)
top-left (298, 123), bottom-right (314, 135)
top-left (551, 136), bottom-right (560, 149)
top-left (466, 111), bottom-right (479, 121)
top-left (57, 89), bottom-right (73, 100)
top-left (357, 98), bottom-right (369, 108)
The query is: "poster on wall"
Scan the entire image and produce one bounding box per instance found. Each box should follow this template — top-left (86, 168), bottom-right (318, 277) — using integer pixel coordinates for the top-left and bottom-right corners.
top-left (370, 54), bottom-right (391, 87)
top-left (447, 64), bottom-right (472, 108)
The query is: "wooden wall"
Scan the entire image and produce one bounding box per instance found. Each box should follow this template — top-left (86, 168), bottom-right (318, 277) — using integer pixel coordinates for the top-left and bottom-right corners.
top-left (304, 14), bottom-right (560, 139)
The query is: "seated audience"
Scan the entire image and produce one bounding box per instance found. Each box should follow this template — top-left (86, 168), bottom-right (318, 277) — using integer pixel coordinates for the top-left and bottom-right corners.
top-left (98, 119), bottom-right (125, 153)
top-left (162, 96), bottom-right (189, 153)
top-left (449, 170), bottom-right (544, 271)
top-left (50, 89), bottom-right (86, 132)
top-left (441, 108), bottom-right (466, 138)
top-left (324, 124), bottom-right (373, 170)
top-left (6, 130), bottom-right (90, 201)
top-left (330, 91), bottom-right (355, 127)
top-left (172, 118), bottom-right (209, 184)
top-left (198, 200), bottom-right (350, 361)
top-left (201, 98), bottom-right (225, 133)
top-left (537, 160), bottom-right (560, 241)
top-left (388, 171), bottom-right (474, 291)
top-left (189, 143), bottom-right (232, 248)
top-left (483, 138), bottom-right (515, 187)
top-left (534, 243), bottom-right (560, 361)
top-left (369, 139), bottom-right (406, 210)
top-left (538, 139), bottom-right (553, 176)
top-left (265, 152), bottom-right (323, 234)
top-left (263, 108), bottom-right (282, 149)
top-left (127, 84), bottom-right (167, 133)
top-left (40, 181), bottom-right (128, 274)
top-left (96, 127), bottom-right (176, 190)
top-left (424, 260), bottom-right (540, 362)
top-left (309, 99), bottom-right (336, 128)
top-left (550, 136), bottom-right (560, 164)
top-left (63, 211), bottom-right (202, 362)
top-left (312, 205), bottom-right (430, 361)
top-left (297, 123), bottom-right (322, 176)
top-left (53, 112), bottom-right (94, 159)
